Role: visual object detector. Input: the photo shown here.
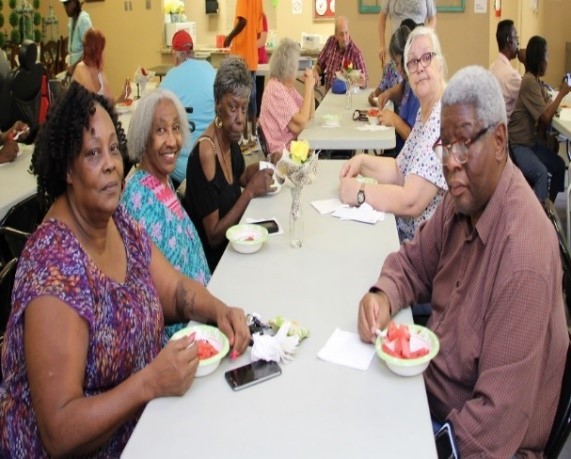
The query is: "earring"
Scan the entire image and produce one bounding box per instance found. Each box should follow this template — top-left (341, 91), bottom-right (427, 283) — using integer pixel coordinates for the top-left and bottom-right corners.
top-left (215, 116), bottom-right (223, 128)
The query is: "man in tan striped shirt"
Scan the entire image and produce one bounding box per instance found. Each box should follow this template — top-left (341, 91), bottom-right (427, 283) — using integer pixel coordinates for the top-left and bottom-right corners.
top-left (359, 66), bottom-right (568, 457)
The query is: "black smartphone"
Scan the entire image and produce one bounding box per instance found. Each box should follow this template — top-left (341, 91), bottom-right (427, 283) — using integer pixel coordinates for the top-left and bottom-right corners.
top-left (252, 219), bottom-right (280, 234)
top-left (224, 360), bottom-right (282, 391)
top-left (434, 423), bottom-right (459, 459)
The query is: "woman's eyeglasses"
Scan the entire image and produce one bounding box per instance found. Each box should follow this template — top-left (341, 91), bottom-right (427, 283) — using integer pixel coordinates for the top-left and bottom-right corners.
top-left (406, 52), bottom-right (437, 72)
top-left (433, 125), bottom-right (495, 165)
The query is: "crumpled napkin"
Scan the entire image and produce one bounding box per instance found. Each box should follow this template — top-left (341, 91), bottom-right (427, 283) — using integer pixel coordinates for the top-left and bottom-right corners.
top-left (317, 328), bottom-right (376, 371)
top-left (251, 322), bottom-right (300, 363)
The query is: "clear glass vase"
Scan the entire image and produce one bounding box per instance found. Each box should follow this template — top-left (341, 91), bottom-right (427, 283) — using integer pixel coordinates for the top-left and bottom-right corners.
top-left (345, 81), bottom-right (352, 110)
top-left (289, 186), bottom-right (304, 248)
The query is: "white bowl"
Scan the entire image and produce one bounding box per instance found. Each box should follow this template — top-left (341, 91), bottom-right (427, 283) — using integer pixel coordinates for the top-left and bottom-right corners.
top-left (375, 324), bottom-right (439, 377)
top-left (226, 224), bottom-right (268, 254)
top-left (170, 324), bottom-right (230, 377)
top-left (367, 116), bottom-right (379, 125)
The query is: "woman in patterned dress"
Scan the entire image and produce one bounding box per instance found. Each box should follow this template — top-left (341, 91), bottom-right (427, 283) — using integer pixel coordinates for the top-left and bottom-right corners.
top-left (0, 82), bottom-right (250, 457)
top-left (339, 27), bottom-right (448, 243)
top-left (121, 88), bottom-right (210, 339)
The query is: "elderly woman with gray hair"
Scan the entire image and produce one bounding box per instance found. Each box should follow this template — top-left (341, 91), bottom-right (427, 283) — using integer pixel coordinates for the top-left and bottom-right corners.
top-left (121, 88), bottom-right (211, 338)
top-left (183, 56), bottom-right (274, 272)
top-left (259, 37), bottom-right (316, 157)
top-left (340, 26), bottom-right (448, 243)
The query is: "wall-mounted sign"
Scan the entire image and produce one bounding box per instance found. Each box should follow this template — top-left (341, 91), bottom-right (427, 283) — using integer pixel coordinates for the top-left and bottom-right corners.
top-left (314, 0), bottom-right (335, 21)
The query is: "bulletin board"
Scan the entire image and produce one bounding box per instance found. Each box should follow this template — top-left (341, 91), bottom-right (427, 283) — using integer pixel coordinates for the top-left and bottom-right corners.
top-left (314, 0), bottom-right (335, 21)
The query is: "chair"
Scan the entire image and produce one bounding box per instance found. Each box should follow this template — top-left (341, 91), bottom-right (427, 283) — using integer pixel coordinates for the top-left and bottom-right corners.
top-left (0, 41), bottom-right (46, 142)
top-left (544, 331), bottom-right (571, 458)
top-left (257, 124), bottom-right (270, 158)
top-left (0, 257), bottom-right (18, 382)
top-left (40, 40), bottom-right (59, 80)
top-left (0, 194), bottom-right (43, 265)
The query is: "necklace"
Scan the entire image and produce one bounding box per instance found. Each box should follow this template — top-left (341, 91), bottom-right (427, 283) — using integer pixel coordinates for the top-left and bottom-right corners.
top-left (213, 125), bottom-right (233, 183)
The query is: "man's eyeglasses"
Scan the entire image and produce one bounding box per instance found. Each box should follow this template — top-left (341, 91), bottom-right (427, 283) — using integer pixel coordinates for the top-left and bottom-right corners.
top-left (433, 125), bottom-right (495, 165)
top-left (406, 52), bottom-right (437, 72)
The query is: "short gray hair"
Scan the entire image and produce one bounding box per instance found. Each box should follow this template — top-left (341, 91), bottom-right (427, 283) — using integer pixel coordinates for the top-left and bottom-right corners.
top-left (404, 26), bottom-right (447, 80)
top-left (442, 65), bottom-right (507, 128)
top-left (127, 88), bottom-right (190, 163)
top-left (269, 38), bottom-right (300, 81)
top-left (213, 56), bottom-right (251, 105)
top-left (174, 49), bottom-right (194, 62)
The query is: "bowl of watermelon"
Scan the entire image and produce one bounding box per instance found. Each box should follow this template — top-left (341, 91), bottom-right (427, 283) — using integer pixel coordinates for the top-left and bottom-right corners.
top-left (375, 322), bottom-right (439, 377)
top-left (170, 324), bottom-right (230, 377)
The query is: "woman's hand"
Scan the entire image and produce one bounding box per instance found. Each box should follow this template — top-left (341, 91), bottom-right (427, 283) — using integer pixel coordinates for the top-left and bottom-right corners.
top-left (215, 306), bottom-right (251, 359)
top-left (339, 155), bottom-right (362, 178)
top-left (378, 109), bottom-right (397, 127)
top-left (245, 169), bottom-right (274, 197)
top-left (303, 68), bottom-right (316, 89)
top-left (0, 141), bottom-right (19, 164)
top-left (358, 290), bottom-right (391, 344)
top-left (147, 334), bottom-right (199, 398)
top-left (368, 91), bottom-right (379, 107)
top-left (376, 91), bottom-right (391, 111)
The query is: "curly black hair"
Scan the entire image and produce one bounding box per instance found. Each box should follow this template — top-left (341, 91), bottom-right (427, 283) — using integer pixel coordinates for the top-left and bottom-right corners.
top-left (31, 82), bottom-right (128, 211)
top-left (525, 35), bottom-right (547, 76)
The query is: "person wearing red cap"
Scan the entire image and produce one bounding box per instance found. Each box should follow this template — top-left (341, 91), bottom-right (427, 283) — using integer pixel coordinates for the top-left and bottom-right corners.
top-left (160, 30), bottom-right (216, 185)
top-left (223, 0), bottom-right (263, 150)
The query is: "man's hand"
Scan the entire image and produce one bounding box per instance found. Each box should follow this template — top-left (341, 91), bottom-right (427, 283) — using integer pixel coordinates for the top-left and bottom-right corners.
top-left (358, 290), bottom-right (391, 343)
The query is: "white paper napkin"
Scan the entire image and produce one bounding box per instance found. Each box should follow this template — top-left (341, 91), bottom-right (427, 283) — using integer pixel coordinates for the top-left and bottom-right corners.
top-left (559, 108), bottom-right (571, 121)
top-left (311, 198), bottom-right (346, 215)
top-left (356, 124), bottom-right (391, 132)
top-left (331, 203), bottom-right (385, 224)
top-left (317, 328), bottom-right (376, 371)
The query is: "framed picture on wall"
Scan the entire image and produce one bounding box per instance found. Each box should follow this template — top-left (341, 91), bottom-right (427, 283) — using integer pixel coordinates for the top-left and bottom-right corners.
top-left (436, 0), bottom-right (465, 12)
top-left (359, 0), bottom-right (380, 14)
top-left (314, 0), bottom-right (335, 21)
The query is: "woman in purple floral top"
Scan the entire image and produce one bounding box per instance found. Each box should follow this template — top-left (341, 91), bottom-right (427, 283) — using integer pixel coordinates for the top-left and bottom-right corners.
top-left (121, 89), bottom-right (211, 340)
top-left (0, 83), bottom-right (250, 457)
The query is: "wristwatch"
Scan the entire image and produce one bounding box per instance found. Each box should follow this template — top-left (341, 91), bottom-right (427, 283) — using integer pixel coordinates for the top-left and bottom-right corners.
top-left (357, 186), bottom-right (365, 206)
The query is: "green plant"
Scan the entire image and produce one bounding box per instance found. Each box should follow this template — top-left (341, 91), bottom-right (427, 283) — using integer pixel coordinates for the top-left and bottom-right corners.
top-left (0, 34), bottom-right (4, 48)
top-left (0, 1), bottom-right (4, 9)
top-left (8, 0), bottom-right (16, 8)
top-left (10, 29), bottom-right (20, 44)
top-left (0, 14), bottom-right (4, 29)
top-left (34, 28), bottom-right (41, 42)
top-left (32, 0), bottom-right (40, 9)
top-left (9, 11), bottom-right (18, 27)
top-left (33, 11), bottom-right (40, 26)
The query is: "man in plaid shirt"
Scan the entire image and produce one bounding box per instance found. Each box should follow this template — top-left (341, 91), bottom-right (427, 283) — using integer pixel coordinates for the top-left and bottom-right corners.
top-left (313, 16), bottom-right (368, 90)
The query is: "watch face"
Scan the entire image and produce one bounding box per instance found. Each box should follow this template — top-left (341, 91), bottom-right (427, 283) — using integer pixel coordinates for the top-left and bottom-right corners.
top-left (357, 189), bottom-right (365, 205)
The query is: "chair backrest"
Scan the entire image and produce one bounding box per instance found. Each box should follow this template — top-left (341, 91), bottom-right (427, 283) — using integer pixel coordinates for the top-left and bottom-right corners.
top-left (0, 194), bottom-right (43, 264)
top-left (2, 41), bottom-right (45, 138)
top-left (257, 124), bottom-right (270, 158)
top-left (545, 332), bottom-right (571, 458)
top-left (40, 40), bottom-right (60, 80)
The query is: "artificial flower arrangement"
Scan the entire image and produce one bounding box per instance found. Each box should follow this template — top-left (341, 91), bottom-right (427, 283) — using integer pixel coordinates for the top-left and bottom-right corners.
top-left (336, 57), bottom-right (362, 89)
top-left (163, 0), bottom-right (185, 14)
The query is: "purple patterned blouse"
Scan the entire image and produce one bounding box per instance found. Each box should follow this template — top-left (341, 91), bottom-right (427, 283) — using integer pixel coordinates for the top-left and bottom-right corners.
top-left (0, 206), bottom-right (163, 457)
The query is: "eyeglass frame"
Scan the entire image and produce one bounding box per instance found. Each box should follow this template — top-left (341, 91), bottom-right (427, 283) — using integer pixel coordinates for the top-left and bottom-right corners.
top-left (405, 51), bottom-right (437, 72)
top-left (432, 124), bottom-right (496, 166)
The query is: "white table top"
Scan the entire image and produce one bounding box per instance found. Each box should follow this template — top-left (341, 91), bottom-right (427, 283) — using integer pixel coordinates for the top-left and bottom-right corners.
top-left (299, 89), bottom-right (396, 151)
top-left (553, 114), bottom-right (571, 139)
top-left (122, 161), bottom-right (436, 458)
top-left (0, 144), bottom-right (36, 221)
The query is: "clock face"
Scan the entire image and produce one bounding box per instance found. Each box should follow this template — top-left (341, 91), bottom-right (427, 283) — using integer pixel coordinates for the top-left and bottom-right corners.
top-left (316, 0), bottom-right (327, 15)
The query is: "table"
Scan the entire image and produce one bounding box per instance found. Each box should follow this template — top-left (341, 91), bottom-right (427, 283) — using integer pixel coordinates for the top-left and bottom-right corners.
top-left (299, 89), bottom-right (396, 151)
top-left (0, 144), bottom-right (36, 221)
top-left (122, 161), bottom-right (436, 458)
top-left (553, 112), bottom-right (571, 139)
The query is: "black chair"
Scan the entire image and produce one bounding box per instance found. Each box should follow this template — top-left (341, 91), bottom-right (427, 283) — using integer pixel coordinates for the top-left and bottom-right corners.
top-left (0, 194), bottom-right (43, 265)
top-left (257, 124), bottom-right (270, 158)
top-left (0, 257), bottom-right (18, 382)
top-left (544, 332), bottom-right (571, 458)
top-left (0, 41), bottom-right (46, 142)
